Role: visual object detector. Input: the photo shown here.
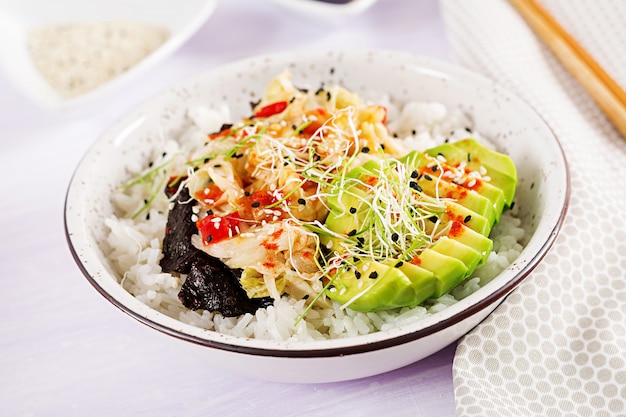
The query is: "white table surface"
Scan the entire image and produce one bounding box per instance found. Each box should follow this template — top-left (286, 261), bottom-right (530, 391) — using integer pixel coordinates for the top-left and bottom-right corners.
top-left (0, 1), bottom-right (459, 416)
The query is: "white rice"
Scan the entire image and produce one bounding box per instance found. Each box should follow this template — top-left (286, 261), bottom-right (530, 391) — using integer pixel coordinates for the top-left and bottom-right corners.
top-left (103, 100), bottom-right (525, 342)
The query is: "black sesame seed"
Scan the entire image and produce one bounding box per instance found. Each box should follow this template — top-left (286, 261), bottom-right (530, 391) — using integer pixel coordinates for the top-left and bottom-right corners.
top-left (394, 261), bottom-right (404, 268)
top-left (431, 165), bottom-right (439, 172)
top-left (206, 235), bottom-right (213, 243)
top-left (410, 170), bottom-right (419, 178)
top-left (146, 213), bottom-right (150, 220)
top-left (464, 215), bottom-right (472, 223)
top-left (369, 271), bottom-right (378, 279)
top-left (355, 271), bottom-right (362, 279)
top-left (393, 133), bottom-right (398, 138)
top-left (148, 161), bottom-right (154, 168)
top-left (292, 124), bottom-right (298, 130)
top-left (214, 164), bottom-right (222, 168)
top-left (465, 127), bottom-right (472, 133)
top-left (349, 207), bottom-right (357, 214)
top-left (356, 237), bottom-right (365, 245)
top-left (207, 209), bottom-right (213, 215)
top-left (302, 294), bottom-right (309, 300)
top-left (326, 91), bottom-right (331, 101)
top-left (330, 67), bottom-right (335, 74)
top-left (143, 199), bottom-right (148, 204)
top-left (244, 191), bottom-right (250, 196)
top-left (251, 201), bottom-right (260, 208)
top-left (347, 229), bottom-right (357, 237)
top-left (429, 215), bottom-right (438, 223)
top-left (380, 144), bottom-right (385, 150)
top-left (162, 152), bottom-right (167, 157)
top-left (298, 198), bottom-right (306, 205)
top-left (250, 99), bottom-right (261, 110)
top-left (289, 97), bottom-right (296, 104)
top-left (283, 161), bottom-right (289, 166)
top-left (361, 146), bottom-right (370, 154)
top-left (315, 86), bottom-right (324, 95)
top-left (510, 201), bottom-right (516, 209)
top-left (412, 129), bottom-right (417, 135)
top-left (233, 153), bottom-right (244, 159)
top-left (410, 181), bottom-right (423, 192)
top-left (424, 174), bottom-right (433, 181)
top-left (391, 233), bottom-right (399, 242)
top-left (467, 153), bottom-right (471, 162)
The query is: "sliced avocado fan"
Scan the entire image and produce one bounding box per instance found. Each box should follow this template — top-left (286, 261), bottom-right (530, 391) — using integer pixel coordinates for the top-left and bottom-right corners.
top-left (322, 139), bottom-right (517, 312)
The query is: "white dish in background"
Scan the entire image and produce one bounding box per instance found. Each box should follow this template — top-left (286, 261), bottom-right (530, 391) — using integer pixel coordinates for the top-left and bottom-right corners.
top-left (268, 0), bottom-right (378, 19)
top-left (65, 50), bottom-right (569, 383)
top-left (0, 0), bottom-right (217, 110)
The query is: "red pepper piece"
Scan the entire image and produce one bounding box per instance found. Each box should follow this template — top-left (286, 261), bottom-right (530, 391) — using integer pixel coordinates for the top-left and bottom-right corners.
top-left (254, 101), bottom-right (288, 118)
top-left (196, 212), bottom-right (241, 245)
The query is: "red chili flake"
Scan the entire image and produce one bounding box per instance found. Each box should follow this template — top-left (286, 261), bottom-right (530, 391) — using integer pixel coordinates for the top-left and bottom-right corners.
top-left (269, 228), bottom-right (284, 240)
top-left (261, 241), bottom-right (279, 251)
top-left (449, 221), bottom-right (464, 238)
top-left (254, 101), bottom-right (288, 118)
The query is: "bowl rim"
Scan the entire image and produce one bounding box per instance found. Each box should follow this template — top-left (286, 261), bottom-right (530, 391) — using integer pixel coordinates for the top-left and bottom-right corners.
top-left (64, 49), bottom-right (571, 358)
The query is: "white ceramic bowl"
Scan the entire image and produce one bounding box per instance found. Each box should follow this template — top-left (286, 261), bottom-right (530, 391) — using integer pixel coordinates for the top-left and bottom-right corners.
top-left (65, 50), bottom-right (569, 383)
top-left (0, 0), bottom-right (217, 110)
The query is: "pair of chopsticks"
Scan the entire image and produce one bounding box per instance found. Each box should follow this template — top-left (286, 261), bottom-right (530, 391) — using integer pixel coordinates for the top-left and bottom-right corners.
top-left (509, 0), bottom-right (626, 139)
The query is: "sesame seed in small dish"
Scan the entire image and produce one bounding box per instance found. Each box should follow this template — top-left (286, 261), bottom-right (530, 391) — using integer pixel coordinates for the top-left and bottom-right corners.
top-left (0, 0), bottom-right (217, 110)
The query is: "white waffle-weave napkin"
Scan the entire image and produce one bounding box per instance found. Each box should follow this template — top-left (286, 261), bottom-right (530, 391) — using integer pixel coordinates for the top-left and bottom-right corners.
top-left (440, 0), bottom-right (626, 416)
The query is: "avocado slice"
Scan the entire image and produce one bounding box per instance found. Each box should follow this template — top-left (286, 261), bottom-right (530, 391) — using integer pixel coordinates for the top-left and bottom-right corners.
top-left (327, 260), bottom-right (420, 312)
top-left (412, 249), bottom-right (468, 298)
top-left (435, 201), bottom-right (492, 236)
top-left (444, 221), bottom-right (493, 264)
top-left (431, 237), bottom-right (482, 274)
top-left (383, 259), bottom-right (436, 306)
top-left (468, 179), bottom-right (506, 222)
top-left (425, 139), bottom-right (517, 206)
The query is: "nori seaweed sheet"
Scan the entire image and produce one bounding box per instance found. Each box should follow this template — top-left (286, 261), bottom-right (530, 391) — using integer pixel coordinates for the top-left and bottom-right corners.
top-left (178, 254), bottom-right (272, 317)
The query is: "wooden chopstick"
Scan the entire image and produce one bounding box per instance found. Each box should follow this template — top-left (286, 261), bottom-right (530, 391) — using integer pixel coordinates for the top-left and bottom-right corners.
top-left (509, 0), bottom-right (626, 138)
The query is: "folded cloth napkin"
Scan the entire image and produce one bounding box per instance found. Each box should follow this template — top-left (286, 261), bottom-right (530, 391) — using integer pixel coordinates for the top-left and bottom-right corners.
top-left (439, 0), bottom-right (626, 416)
